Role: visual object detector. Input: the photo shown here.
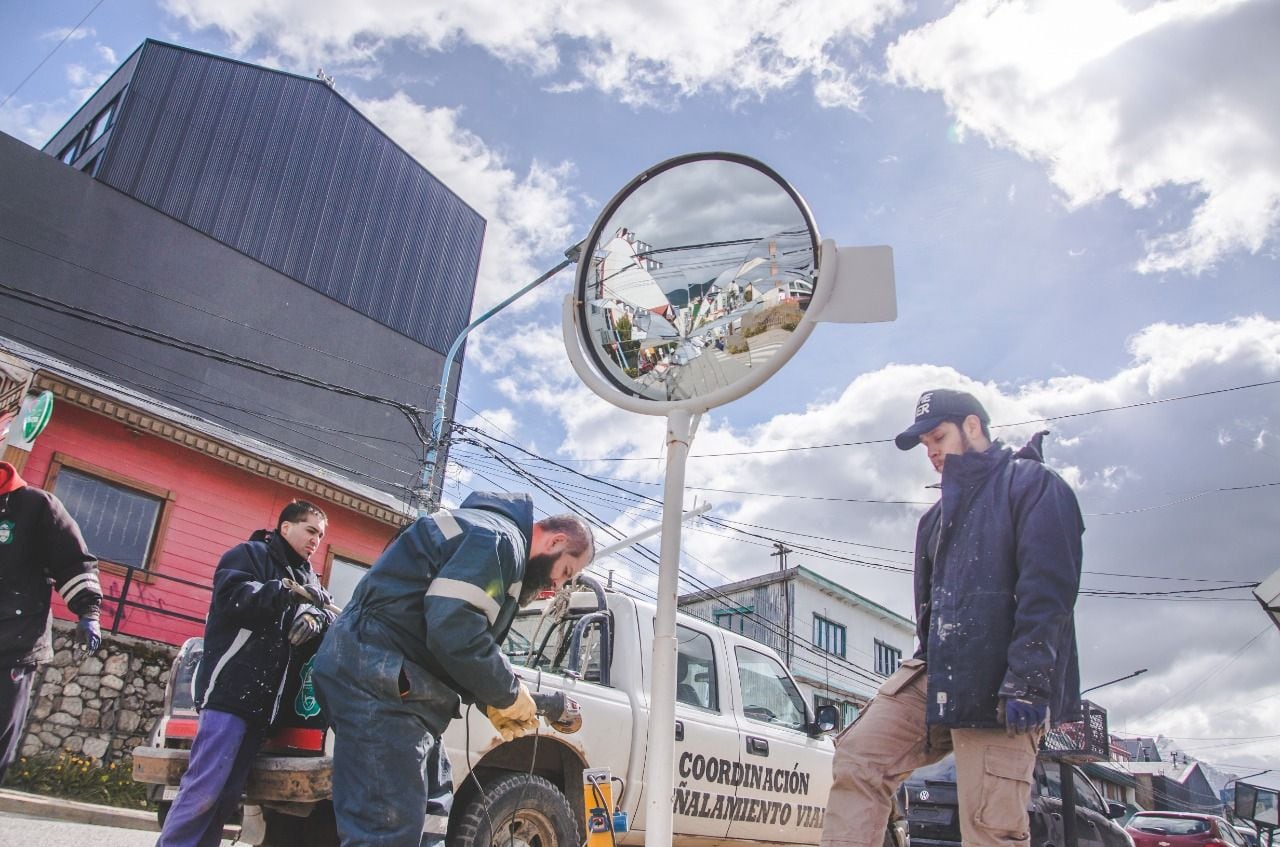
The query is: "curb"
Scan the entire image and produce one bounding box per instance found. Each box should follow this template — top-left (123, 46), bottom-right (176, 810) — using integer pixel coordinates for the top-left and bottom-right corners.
top-left (0, 787), bottom-right (159, 831)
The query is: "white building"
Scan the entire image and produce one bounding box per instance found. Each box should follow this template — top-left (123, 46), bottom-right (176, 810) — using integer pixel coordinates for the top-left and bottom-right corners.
top-left (679, 565), bottom-right (915, 727)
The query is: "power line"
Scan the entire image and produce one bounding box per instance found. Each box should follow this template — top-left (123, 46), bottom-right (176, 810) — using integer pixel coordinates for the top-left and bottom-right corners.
top-left (451, 440), bottom-right (890, 691)
top-left (529, 378), bottom-right (1280, 462)
top-left (455, 425), bottom-right (1269, 594)
top-left (0, 280), bottom-right (430, 444)
top-left (1, 0), bottom-right (108, 109)
top-left (0, 233), bottom-right (437, 391)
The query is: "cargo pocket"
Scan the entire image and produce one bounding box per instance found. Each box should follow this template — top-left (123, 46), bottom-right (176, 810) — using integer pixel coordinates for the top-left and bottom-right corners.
top-left (398, 658), bottom-right (463, 719)
top-left (878, 658), bottom-right (926, 697)
top-left (974, 746), bottom-right (1034, 838)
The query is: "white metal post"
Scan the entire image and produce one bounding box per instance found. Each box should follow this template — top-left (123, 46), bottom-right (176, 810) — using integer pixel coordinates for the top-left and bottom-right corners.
top-left (645, 407), bottom-right (695, 844)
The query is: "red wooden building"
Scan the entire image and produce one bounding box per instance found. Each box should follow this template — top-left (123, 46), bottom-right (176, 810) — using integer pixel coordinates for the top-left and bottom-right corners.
top-left (2, 342), bottom-right (406, 646)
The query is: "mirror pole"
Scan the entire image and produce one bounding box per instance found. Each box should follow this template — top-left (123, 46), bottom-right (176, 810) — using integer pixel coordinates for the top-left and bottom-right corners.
top-left (645, 407), bottom-right (695, 845)
top-left (417, 245), bottom-right (582, 514)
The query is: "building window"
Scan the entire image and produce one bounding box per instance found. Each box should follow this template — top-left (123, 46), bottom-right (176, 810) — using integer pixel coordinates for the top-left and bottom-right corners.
top-left (325, 551), bottom-right (370, 608)
top-left (47, 454), bottom-right (172, 574)
top-left (874, 639), bottom-right (902, 676)
top-left (713, 605), bottom-right (752, 634)
top-left (813, 614), bottom-right (846, 658)
top-left (86, 94), bottom-right (120, 147)
top-left (58, 138), bottom-right (80, 165)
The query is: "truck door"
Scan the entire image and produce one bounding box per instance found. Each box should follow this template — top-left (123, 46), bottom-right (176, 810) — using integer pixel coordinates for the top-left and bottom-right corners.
top-left (652, 623), bottom-right (741, 841)
top-left (727, 646), bottom-right (833, 844)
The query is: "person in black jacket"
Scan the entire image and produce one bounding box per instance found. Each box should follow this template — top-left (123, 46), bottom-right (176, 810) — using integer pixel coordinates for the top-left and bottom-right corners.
top-left (0, 461), bottom-right (101, 781)
top-left (158, 500), bottom-right (334, 847)
top-left (821, 389), bottom-right (1084, 847)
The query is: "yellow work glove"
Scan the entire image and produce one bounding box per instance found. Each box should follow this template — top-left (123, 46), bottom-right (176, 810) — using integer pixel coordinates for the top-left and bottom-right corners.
top-left (485, 682), bottom-right (539, 741)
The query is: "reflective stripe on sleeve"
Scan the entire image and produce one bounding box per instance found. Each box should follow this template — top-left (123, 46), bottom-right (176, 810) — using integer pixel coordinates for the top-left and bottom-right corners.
top-left (426, 578), bottom-right (501, 625)
top-left (59, 572), bottom-right (102, 604)
top-left (430, 509), bottom-right (463, 540)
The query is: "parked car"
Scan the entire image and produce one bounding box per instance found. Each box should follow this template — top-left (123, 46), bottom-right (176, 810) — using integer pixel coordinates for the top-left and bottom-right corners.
top-left (1126, 812), bottom-right (1250, 847)
top-left (901, 753), bottom-right (1132, 847)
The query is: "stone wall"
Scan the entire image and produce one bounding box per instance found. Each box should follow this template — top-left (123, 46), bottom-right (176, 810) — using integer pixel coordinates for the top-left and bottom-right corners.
top-left (20, 620), bottom-right (179, 765)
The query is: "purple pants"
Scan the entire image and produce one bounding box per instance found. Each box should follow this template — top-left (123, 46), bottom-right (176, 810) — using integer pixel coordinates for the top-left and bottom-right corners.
top-left (157, 709), bottom-right (264, 847)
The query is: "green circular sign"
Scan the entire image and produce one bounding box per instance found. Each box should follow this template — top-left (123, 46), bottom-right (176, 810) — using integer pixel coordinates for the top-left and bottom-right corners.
top-left (22, 391), bottom-right (53, 442)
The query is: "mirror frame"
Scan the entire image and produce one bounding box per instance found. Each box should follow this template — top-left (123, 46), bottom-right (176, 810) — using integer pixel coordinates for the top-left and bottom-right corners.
top-left (567, 151), bottom-right (824, 416)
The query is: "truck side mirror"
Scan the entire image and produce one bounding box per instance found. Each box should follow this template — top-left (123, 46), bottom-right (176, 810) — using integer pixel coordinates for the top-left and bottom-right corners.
top-left (813, 704), bottom-right (841, 735)
top-left (1106, 802), bottom-right (1127, 820)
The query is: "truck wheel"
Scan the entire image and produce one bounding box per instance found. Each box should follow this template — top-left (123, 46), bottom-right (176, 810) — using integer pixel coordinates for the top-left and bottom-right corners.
top-left (453, 773), bottom-right (580, 847)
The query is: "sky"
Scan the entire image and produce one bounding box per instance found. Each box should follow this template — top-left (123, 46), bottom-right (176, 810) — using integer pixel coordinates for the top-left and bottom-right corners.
top-left (3, 0), bottom-right (1279, 781)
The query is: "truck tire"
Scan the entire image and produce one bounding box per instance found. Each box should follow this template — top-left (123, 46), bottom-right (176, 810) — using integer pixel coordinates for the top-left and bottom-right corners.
top-left (453, 772), bottom-right (580, 847)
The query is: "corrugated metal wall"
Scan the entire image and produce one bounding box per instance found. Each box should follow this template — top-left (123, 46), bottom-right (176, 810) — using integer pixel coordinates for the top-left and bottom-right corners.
top-left (98, 41), bottom-right (484, 355)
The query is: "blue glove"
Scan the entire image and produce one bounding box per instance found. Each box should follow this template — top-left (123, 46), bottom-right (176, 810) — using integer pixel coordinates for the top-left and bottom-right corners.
top-left (1003, 698), bottom-right (1048, 735)
top-left (76, 616), bottom-right (102, 653)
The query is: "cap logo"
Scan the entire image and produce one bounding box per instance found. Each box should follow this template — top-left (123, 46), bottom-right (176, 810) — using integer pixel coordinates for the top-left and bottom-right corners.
top-left (915, 393), bottom-right (933, 418)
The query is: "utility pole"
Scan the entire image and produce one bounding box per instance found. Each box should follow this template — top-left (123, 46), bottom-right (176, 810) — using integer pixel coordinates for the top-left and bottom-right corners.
top-left (416, 243), bottom-right (582, 514)
top-left (771, 542), bottom-right (794, 663)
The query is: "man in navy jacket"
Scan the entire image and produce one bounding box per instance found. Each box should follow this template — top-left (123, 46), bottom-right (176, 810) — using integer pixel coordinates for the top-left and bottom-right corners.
top-left (158, 500), bottom-right (334, 847)
top-left (313, 493), bottom-right (593, 847)
top-left (821, 389), bottom-right (1084, 847)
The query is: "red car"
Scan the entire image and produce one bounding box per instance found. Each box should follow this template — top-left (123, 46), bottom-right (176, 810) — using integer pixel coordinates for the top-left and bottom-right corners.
top-left (1126, 811), bottom-right (1251, 847)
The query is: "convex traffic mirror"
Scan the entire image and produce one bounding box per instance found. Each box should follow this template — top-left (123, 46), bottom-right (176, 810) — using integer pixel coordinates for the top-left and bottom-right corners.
top-left (571, 152), bottom-right (820, 409)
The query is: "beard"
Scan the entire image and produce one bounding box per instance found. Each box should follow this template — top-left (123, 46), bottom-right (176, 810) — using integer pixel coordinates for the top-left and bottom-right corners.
top-left (520, 551), bottom-right (561, 605)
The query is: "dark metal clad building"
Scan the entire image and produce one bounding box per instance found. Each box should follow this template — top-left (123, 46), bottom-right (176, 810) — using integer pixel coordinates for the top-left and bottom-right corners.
top-left (43, 40), bottom-right (484, 354)
top-left (2, 39), bottom-right (486, 504)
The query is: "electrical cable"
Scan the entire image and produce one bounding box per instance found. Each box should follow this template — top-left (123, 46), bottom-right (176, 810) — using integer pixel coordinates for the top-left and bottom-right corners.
top-left (0, 281), bottom-right (432, 444)
top-left (0, 0), bottom-right (107, 109)
top-left (0, 233), bottom-right (439, 391)
top-left (450, 442), bottom-right (890, 690)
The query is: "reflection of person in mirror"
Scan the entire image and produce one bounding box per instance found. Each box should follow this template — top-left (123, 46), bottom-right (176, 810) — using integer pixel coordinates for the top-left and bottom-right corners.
top-left (821, 389), bottom-right (1084, 847)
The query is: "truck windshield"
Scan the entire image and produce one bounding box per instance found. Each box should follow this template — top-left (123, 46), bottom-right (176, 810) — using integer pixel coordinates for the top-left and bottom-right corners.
top-left (504, 611), bottom-right (606, 683)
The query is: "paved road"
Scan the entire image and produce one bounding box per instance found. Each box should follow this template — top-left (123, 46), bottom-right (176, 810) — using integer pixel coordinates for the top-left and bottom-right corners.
top-left (0, 811), bottom-right (239, 847)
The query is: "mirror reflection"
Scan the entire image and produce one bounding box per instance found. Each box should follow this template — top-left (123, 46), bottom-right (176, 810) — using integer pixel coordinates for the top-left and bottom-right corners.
top-left (579, 157), bottom-right (818, 402)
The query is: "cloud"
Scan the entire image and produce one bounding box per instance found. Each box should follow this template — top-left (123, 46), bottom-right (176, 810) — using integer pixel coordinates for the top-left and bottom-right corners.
top-left (885, 0), bottom-right (1280, 275)
top-left (160, 0), bottom-right (907, 110)
top-left (347, 92), bottom-right (578, 312)
top-left (0, 38), bottom-right (121, 146)
top-left (475, 314), bottom-right (1280, 755)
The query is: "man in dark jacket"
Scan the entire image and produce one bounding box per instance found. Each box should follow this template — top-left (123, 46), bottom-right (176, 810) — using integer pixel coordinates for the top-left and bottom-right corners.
top-left (312, 493), bottom-right (593, 847)
top-left (821, 389), bottom-right (1084, 847)
top-left (158, 500), bottom-right (334, 847)
top-left (0, 461), bottom-right (101, 781)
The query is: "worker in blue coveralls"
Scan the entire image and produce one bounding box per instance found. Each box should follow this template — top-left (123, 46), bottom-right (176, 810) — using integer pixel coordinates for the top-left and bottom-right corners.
top-left (312, 493), bottom-right (594, 847)
top-left (158, 500), bottom-right (334, 847)
top-left (821, 389), bottom-right (1084, 847)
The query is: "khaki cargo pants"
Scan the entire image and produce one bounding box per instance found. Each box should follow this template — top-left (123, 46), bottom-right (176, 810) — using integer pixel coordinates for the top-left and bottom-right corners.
top-left (820, 658), bottom-right (1042, 847)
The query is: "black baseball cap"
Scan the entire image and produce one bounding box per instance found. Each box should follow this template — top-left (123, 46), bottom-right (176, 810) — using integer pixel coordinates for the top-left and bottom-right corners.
top-left (895, 389), bottom-right (990, 450)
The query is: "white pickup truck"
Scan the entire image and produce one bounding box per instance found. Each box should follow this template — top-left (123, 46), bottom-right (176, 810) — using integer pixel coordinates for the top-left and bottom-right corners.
top-left (134, 576), bottom-right (904, 846)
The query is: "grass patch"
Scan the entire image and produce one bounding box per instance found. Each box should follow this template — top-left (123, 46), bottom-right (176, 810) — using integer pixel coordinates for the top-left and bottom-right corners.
top-left (2, 751), bottom-right (154, 810)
